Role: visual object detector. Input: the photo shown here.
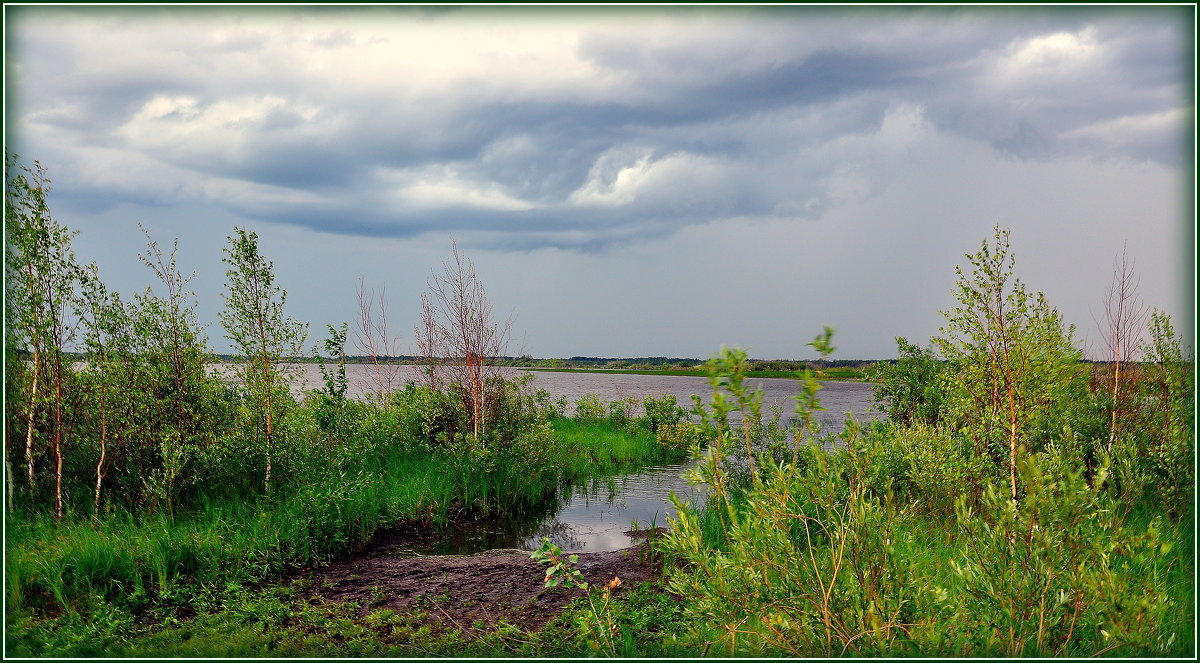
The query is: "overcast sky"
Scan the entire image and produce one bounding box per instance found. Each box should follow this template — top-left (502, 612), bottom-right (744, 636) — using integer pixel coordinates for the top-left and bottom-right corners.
top-left (5, 6), bottom-right (1193, 359)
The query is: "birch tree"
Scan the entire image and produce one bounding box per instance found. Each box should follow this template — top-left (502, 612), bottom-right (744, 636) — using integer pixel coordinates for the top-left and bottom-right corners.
top-left (130, 228), bottom-right (211, 513)
top-left (220, 228), bottom-right (307, 494)
top-left (5, 158), bottom-right (82, 518)
top-left (935, 227), bottom-right (1082, 501)
top-left (423, 239), bottom-right (512, 441)
top-left (76, 265), bottom-right (130, 517)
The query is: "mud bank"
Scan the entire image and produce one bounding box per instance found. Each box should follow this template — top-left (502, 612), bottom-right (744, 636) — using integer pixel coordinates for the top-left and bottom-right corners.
top-left (292, 528), bottom-right (669, 631)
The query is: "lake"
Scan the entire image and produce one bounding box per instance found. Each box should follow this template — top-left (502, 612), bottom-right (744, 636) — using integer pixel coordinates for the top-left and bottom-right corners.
top-left (217, 362), bottom-right (881, 435)
top-left (215, 362), bottom-right (883, 553)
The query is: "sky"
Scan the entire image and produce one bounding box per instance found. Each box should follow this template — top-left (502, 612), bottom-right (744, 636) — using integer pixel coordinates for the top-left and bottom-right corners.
top-left (4, 5), bottom-right (1194, 360)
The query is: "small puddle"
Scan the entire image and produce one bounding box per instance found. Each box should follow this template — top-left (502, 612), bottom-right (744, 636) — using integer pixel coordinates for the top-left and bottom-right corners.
top-left (396, 462), bottom-right (705, 556)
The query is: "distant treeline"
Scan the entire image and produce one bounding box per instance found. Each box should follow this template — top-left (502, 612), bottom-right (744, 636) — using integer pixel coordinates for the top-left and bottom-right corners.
top-left (38, 350), bottom-right (1144, 371)
top-left (196, 354), bottom-right (881, 369)
top-left (509, 355), bottom-right (880, 371)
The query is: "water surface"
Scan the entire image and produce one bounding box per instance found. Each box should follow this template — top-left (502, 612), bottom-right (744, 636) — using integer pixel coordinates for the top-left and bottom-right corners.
top-left (217, 363), bottom-right (880, 434)
top-left (403, 462), bottom-right (706, 555)
top-left (215, 363), bottom-right (881, 554)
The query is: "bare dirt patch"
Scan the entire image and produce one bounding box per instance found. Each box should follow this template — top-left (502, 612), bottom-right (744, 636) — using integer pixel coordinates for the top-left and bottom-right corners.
top-left (293, 528), bottom-right (669, 632)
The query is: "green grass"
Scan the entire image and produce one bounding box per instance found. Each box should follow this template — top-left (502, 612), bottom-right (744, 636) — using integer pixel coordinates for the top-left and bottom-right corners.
top-left (4, 415), bottom-right (682, 657)
top-left (549, 417), bottom-right (681, 466)
top-left (9, 573), bottom-right (689, 658)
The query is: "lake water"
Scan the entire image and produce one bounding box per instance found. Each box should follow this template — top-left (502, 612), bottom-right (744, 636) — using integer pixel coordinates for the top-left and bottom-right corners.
top-left (217, 362), bottom-right (882, 554)
top-left (220, 362), bottom-right (881, 435)
top-left (398, 463), bottom-right (708, 555)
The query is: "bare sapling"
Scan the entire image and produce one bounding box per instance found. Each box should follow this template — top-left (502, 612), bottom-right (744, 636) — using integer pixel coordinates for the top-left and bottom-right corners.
top-left (1091, 243), bottom-right (1146, 451)
top-left (414, 292), bottom-right (443, 391)
top-left (354, 278), bottom-right (402, 398)
top-left (423, 238), bottom-right (513, 441)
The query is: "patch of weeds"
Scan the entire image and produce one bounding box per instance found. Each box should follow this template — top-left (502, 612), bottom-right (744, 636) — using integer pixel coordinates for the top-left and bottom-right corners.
top-left (365, 608), bottom-right (399, 631)
top-left (6, 595), bottom-right (142, 658)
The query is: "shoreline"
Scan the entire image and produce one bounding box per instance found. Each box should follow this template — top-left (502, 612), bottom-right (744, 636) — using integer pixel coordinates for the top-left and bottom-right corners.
top-left (516, 366), bottom-right (872, 381)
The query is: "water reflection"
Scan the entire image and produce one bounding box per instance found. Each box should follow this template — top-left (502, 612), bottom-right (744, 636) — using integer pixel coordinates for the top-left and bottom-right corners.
top-left (213, 364), bottom-right (881, 555)
top-left (401, 462), bottom-right (706, 555)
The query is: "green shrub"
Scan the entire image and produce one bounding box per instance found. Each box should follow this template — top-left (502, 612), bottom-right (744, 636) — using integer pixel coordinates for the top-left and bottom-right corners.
top-left (662, 448), bottom-right (920, 656)
top-left (655, 421), bottom-right (703, 455)
top-left (870, 336), bottom-right (946, 427)
top-left (606, 395), bottom-right (640, 424)
top-left (945, 454), bottom-right (1178, 656)
top-left (642, 393), bottom-right (687, 433)
top-left (572, 393), bottom-right (607, 421)
top-left (885, 421), bottom-right (995, 514)
top-left (532, 387), bottom-right (567, 418)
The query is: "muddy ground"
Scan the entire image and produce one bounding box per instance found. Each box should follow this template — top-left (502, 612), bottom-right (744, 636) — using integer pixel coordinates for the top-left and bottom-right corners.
top-left (290, 528), bottom-right (670, 632)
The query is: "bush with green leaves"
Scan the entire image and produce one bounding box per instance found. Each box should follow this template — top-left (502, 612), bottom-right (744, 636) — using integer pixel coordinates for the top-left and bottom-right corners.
top-left (662, 438), bottom-right (922, 656)
top-left (642, 393), bottom-right (688, 433)
top-left (944, 453), bottom-right (1178, 656)
top-left (934, 226), bottom-right (1086, 502)
top-left (870, 336), bottom-right (946, 427)
top-left (532, 387), bottom-right (568, 419)
top-left (689, 346), bottom-right (791, 490)
top-left (387, 381), bottom-right (464, 449)
top-left (478, 373), bottom-right (556, 450)
top-left (572, 393), bottom-right (607, 421)
top-left (656, 421), bottom-right (704, 456)
top-left (1133, 309), bottom-right (1194, 516)
top-left (875, 420), bottom-right (995, 515)
top-left (606, 395), bottom-right (640, 425)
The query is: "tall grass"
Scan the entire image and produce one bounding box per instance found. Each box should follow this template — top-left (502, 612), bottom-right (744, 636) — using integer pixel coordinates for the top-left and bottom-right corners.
top-left (634, 331), bottom-right (1196, 658)
top-left (549, 417), bottom-right (672, 466)
top-left (5, 390), bottom-right (684, 653)
top-left (660, 434), bottom-right (1194, 657)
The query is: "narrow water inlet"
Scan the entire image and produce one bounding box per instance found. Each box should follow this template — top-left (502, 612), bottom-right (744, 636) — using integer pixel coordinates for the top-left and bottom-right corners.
top-left (394, 461), bottom-right (706, 556)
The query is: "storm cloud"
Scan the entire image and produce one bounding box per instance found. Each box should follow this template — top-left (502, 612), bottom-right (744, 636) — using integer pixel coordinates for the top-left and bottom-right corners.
top-left (4, 6), bottom-right (1192, 358)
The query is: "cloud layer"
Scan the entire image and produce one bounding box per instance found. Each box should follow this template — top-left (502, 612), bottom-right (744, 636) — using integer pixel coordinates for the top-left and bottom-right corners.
top-left (5, 7), bottom-right (1191, 358)
top-left (9, 7), bottom-right (1190, 251)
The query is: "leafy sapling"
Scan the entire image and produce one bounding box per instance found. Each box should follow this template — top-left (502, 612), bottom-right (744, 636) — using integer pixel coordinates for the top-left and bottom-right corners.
top-left (531, 537), bottom-right (622, 656)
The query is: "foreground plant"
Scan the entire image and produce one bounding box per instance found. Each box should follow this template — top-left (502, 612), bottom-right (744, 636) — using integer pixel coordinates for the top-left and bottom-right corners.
top-left (220, 227), bottom-right (308, 495)
top-left (946, 454), bottom-right (1177, 656)
top-left (934, 225), bottom-right (1083, 501)
top-left (5, 157), bottom-right (82, 519)
top-left (530, 537), bottom-right (622, 657)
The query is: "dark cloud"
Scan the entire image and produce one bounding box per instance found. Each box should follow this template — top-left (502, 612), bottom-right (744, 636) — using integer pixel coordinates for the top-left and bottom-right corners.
top-left (6, 7), bottom-right (1190, 254)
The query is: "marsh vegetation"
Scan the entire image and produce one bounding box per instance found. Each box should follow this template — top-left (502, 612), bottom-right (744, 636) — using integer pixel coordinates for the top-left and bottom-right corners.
top-left (4, 160), bottom-right (1193, 657)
